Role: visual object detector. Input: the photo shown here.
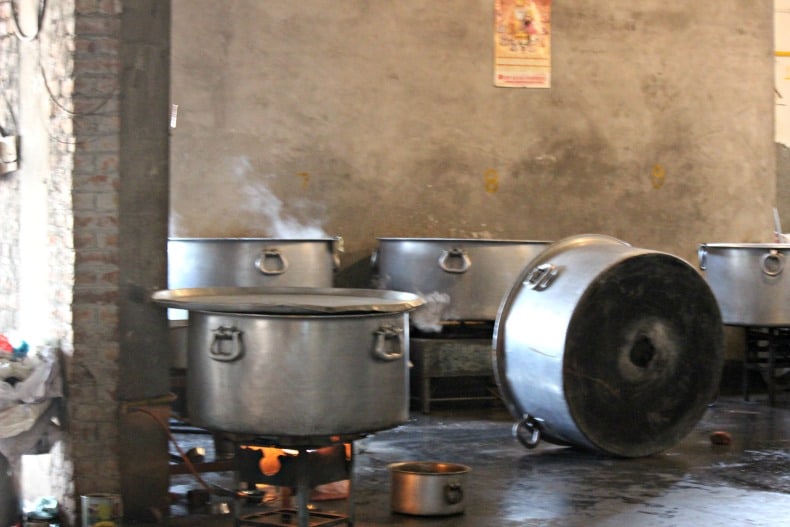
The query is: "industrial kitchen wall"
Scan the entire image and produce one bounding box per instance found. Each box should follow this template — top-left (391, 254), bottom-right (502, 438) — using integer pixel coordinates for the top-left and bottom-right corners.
top-left (170, 0), bottom-right (775, 283)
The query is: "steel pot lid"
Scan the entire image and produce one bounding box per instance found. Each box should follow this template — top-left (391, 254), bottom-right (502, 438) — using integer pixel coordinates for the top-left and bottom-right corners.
top-left (151, 286), bottom-right (424, 314)
top-left (169, 236), bottom-right (343, 243)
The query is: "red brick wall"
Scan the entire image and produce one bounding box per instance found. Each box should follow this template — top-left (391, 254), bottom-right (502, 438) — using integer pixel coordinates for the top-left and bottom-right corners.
top-left (70, 0), bottom-right (124, 518)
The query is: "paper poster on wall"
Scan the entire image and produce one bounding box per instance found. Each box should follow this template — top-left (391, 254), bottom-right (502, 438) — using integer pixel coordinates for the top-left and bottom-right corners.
top-left (494, 0), bottom-right (552, 88)
top-left (775, 0), bottom-right (790, 146)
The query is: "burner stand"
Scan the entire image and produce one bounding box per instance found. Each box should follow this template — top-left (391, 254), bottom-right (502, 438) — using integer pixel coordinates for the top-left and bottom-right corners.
top-left (742, 326), bottom-right (790, 406)
top-left (236, 443), bottom-right (355, 527)
top-left (238, 508), bottom-right (348, 527)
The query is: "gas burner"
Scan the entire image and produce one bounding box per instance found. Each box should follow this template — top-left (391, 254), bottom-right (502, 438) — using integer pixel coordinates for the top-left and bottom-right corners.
top-left (235, 442), bottom-right (355, 527)
top-left (238, 509), bottom-right (349, 527)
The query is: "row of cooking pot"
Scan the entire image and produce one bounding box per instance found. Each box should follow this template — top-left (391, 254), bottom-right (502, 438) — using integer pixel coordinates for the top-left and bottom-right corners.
top-left (168, 236), bottom-right (790, 326)
top-left (155, 234), bottom-right (771, 458)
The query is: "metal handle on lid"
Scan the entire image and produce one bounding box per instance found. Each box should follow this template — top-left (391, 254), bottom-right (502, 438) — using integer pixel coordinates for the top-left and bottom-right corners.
top-left (372, 325), bottom-right (404, 361)
top-left (209, 326), bottom-right (244, 361)
top-left (254, 248), bottom-right (288, 275)
top-left (761, 250), bottom-right (785, 277)
top-left (438, 248), bottom-right (471, 274)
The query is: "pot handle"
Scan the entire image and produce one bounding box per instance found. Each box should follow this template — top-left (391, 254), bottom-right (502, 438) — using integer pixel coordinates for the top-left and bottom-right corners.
top-left (210, 326), bottom-right (244, 362)
top-left (698, 244), bottom-right (708, 270)
top-left (372, 325), bottom-right (404, 361)
top-left (525, 263), bottom-right (558, 291)
top-left (513, 415), bottom-right (542, 449)
top-left (444, 483), bottom-right (464, 505)
top-left (438, 248), bottom-right (471, 274)
top-left (254, 248), bottom-right (288, 275)
top-left (761, 250), bottom-right (785, 277)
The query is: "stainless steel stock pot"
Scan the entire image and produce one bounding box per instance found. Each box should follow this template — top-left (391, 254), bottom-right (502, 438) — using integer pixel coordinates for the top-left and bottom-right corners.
top-left (494, 234), bottom-right (724, 457)
top-left (167, 237), bottom-right (343, 368)
top-left (372, 238), bottom-right (550, 327)
top-left (152, 286), bottom-right (424, 441)
top-left (168, 237), bottom-right (343, 290)
top-left (698, 243), bottom-right (790, 326)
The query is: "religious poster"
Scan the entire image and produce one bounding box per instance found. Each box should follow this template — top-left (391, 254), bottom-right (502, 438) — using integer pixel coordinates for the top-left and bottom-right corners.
top-left (494, 0), bottom-right (552, 88)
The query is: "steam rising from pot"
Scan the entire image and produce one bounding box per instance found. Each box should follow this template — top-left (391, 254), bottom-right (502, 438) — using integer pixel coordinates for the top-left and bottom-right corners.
top-left (410, 292), bottom-right (452, 333)
top-left (229, 156), bottom-right (329, 238)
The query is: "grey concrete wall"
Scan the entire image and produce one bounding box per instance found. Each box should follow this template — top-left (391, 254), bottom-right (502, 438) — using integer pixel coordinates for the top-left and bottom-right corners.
top-left (118, 1), bottom-right (172, 519)
top-left (778, 144), bottom-right (790, 223)
top-left (170, 0), bottom-right (774, 285)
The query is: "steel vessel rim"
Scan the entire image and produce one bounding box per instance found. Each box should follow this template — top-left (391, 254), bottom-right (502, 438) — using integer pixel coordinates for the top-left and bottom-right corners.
top-left (700, 242), bottom-right (790, 249)
top-left (376, 237), bottom-right (551, 243)
top-left (184, 309), bottom-right (412, 319)
top-left (388, 461), bottom-right (471, 474)
top-left (168, 236), bottom-right (339, 242)
top-left (152, 286), bottom-right (425, 314)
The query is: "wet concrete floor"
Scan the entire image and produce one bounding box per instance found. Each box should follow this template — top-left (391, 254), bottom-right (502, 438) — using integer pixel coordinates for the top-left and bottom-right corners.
top-left (159, 394), bottom-right (790, 527)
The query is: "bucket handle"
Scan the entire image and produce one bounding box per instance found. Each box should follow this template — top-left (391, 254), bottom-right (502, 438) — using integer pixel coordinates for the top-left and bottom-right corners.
top-left (444, 483), bottom-right (464, 505)
top-left (438, 248), bottom-right (471, 274)
top-left (761, 250), bottom-right (784, 277)
top-left (254, 248), bottom-right (289, 275)
top-left (372, 325), bottom-right (404, 361)
top-left (513, 415), bottom-right (542, 449)
top-left (525, 263), bottom-right (558, 291)
top-left (210, 326), bottom-right (244, 361)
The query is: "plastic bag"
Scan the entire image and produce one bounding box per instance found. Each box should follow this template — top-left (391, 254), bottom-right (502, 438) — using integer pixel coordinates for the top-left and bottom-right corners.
top-left (0, 348), bottom-right (62, 439)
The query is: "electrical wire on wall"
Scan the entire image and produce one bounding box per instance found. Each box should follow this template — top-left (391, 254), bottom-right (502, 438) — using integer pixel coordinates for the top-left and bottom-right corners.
top-left (11, 0), bottom-right (48, 42)
top-left (11, 0), bottom-right (120, 147)
top-left (0, 88), bottom-right (19, 135)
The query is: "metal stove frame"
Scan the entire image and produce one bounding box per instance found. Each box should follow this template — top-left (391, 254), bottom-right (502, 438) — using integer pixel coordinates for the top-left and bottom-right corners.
top-left (235, 440), bottom-right (357, 527)
top-left (410, 320), bottom-right (500, 413)
top-left (742, 326), bottom-right (790, 406)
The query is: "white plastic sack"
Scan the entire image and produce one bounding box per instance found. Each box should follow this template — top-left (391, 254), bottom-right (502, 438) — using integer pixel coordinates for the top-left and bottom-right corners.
top-left (0, 349), bottom-right (62, 439)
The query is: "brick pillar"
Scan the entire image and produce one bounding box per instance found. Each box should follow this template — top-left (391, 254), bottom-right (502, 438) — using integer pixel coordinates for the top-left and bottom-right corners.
top-left (0, 1), bottom-right (170, 523)
top-left (69, 0), bottom-right (124, 520)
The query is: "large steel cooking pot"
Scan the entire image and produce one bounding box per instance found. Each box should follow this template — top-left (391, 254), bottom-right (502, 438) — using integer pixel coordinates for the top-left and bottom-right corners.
top-left (698, 243), bottom-right (790, 326)
top-left (152, 287), bottom-right (424, 440)
top-left (168, 237), bottom-right (343, 289)
top-left (167, 237), bottom-right (343, 368)
top-left (372, 238), bottom-right (551, 327)
top-left (494, 234), bottom-right (724, 458)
